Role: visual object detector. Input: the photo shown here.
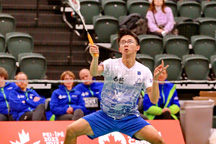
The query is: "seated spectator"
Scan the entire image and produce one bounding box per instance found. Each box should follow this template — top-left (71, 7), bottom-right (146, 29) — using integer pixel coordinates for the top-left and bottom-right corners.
top-left (50, 71), bottom-right (85, 120)
top-left (74, 68), bottom-right (104, 115)
top-left (146, 0), bottom-right (175, 37)
top-left (0, 68), bottom-right (17, 121)
top-left (143, 69), bottom-right (180, 120)
top-left (9, 72), bottom-right (46, 121)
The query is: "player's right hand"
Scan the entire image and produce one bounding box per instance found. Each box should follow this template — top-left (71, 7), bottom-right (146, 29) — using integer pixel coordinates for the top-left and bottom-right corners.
top-left (89, 44), bottom-right (99, 57)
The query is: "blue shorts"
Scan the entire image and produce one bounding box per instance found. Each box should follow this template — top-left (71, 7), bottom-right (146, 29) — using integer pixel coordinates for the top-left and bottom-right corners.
top-left (82, 110), bottom-right (150, 139)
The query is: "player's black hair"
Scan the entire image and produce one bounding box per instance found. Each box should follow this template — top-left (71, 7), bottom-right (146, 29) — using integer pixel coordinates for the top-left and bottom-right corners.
top-left (117, 29), bottom-right (139, 45)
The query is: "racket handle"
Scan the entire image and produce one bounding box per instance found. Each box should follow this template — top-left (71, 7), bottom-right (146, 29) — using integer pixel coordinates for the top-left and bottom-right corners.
top-left (87, 33), bottom-right (98, 57)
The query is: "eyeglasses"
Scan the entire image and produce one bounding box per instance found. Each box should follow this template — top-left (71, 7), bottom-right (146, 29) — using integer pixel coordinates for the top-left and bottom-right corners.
top-left (119, 40), bottom-right (136, 45)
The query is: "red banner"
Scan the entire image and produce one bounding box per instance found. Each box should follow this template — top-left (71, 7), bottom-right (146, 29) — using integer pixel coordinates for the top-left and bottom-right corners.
top-left (0, 120), bottom-right (184, 144)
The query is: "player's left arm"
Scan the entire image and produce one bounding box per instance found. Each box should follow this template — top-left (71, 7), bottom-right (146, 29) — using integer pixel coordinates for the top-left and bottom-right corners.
top-left (146, 60), bottom-right (169, 104)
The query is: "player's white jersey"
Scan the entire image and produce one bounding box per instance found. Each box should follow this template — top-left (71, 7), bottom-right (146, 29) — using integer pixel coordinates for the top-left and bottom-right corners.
top-left (101, 58), bottom-right (153, 119)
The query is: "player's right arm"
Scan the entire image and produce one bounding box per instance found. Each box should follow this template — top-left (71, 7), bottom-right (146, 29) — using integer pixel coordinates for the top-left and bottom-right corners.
top-left (89, 44), bottom-right (104, 76)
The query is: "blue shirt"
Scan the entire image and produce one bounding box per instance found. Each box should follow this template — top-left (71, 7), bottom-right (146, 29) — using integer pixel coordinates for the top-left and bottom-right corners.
top-left (74, 81), bottom-right (104, 115)
top-left (50, 85), bottom-right (85, 117)
top-left (9, 87), bottom-right (45, 121)
top-left (0, 82), bottom-right (17, 115)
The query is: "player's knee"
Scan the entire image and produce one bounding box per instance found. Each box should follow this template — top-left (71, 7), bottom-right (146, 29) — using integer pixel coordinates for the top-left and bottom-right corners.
top-left (66, 124), bottom-right (79, 138)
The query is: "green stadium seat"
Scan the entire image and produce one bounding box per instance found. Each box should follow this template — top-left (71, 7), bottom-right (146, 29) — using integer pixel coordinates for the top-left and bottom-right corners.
top-left (0, 53), bottom-right (16, 79)
top-left (127, 0), bottom-right (150, 17)
top-left (155, 54), bottom-right (182, 80)
top-left (165, 1), bottom-right (178, 17)
top-left (196, 17), bottom-right (216, 38)
top-left (80, 0), bottom-right (101, 24)
top-left (102, 0), bottom-right (127, 19)
top-left (110, 34), bottom-right (121, 58)
top-left (210, 55), bottom-right (216, 77)
top-left (177, 1), bottom-right (201, 19)
top-left (18, 53), bottom-right (47, 79)
top-left (6, 32), bottom-right (33, 61)
top-left (0, 13), bottom-right (15, 36)
top-left (174, 17), bottom-right (192, 24)
top-left (136, 54), bottom-right (154, 73)
top-left (201, 1), bottom-right (216, 19)
top-left (138, 34), bottom-right (163, 58)
top-left (176, 21), bottom-right (199, 41)
top-left (163, 35), bottom-right (189, 58)
top-left (0, 33), bottom-right (5, 52)
top-left (191, 35), bottom-right (216, 60)
top-left (182, 54), bottom-right (209, 80)
top-left (93, 15), bottom-right (119, 43)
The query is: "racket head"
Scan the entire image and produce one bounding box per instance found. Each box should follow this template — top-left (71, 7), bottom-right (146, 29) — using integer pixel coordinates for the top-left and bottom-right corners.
top-left (67, 0), bottom-right (80, 12)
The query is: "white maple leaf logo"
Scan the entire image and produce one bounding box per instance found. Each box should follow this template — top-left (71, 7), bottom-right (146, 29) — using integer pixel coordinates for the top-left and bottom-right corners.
top-left (10, 129), bottom-right (40, 144)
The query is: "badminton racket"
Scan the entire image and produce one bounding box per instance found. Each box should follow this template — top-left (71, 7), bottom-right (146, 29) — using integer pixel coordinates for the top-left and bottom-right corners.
top-left (67, 0), bottom-right (98, 57)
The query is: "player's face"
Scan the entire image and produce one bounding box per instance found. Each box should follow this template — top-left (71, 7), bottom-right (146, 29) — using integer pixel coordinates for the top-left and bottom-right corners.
top-left (119, 35), bottom-right (140, 55)
top-left (79, 70), bottom-right (93, 85)
top-left (16, 74), bottom-right (28, 91)
top-left (63, 74), bottom-right (74, 89)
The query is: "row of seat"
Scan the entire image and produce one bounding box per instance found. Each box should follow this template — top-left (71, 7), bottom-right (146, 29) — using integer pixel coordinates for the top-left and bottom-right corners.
top-left (136, 53), bottom-right (216, 80)
top-left (0, 32), bottom-right (33, 61)
top-left (0, 10), bottom-right (47, 80)
top-left (78, 0), bottom-right (216, 25)
top-left (111, 34), bottom-right (216, 60)
top-left (89, 15), bottom-right (216, 43)
top-left (0, 53), bottom-right (46, 80)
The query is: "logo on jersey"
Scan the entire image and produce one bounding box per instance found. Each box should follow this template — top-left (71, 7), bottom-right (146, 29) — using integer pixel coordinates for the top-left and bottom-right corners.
top-left (82, 92), bottom-right (89, 97)
top-left (58, 95), bottom-right (67, 99)
top-left (113, 76), bottom-right (124, 84)
top-left (17, 95), bottom-right (25, 98)
top-left (134, 78), bottom-right (142, 86)
top-left (137, 71), bottom-right (141, 75)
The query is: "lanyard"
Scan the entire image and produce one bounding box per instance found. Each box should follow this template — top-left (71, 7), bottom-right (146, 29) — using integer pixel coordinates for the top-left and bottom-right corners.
top-left (1, 88), bottom-right (9, 114)
top-left (24, 92), bottom-right (32, 111)
top-left (65, 88), bottom-right (71, 107)
top-left (161, 85), bottom-right (165, 104)
top-left (88, 86), bottom-right (94, 97)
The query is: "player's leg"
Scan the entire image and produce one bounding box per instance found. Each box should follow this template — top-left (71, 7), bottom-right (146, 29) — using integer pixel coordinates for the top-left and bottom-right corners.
top-left (64, 118), bottom-right (93, 144)
top-left (134, 125), bottom-right (165, 144)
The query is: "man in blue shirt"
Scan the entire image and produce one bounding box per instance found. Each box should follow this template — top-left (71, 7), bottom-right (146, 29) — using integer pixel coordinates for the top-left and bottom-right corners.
top-left (9, 72), bottom-right (45, 121)
top-left (74, 69), bottom-right (103, 115)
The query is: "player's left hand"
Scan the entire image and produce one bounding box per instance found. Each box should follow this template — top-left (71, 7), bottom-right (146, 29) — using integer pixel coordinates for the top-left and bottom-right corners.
top-left (154, 60), bottom-right (169, 79)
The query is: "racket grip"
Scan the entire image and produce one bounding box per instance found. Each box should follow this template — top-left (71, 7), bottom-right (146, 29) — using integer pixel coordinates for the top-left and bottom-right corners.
top-left (87, 33), bottom-right (98, 57)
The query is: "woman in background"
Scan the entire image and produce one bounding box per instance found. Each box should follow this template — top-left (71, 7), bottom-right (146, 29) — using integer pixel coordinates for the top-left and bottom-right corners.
top-left (50, 71), bottom-right (85, 120)
top-left (146, 0), bottom-right (175, 37)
